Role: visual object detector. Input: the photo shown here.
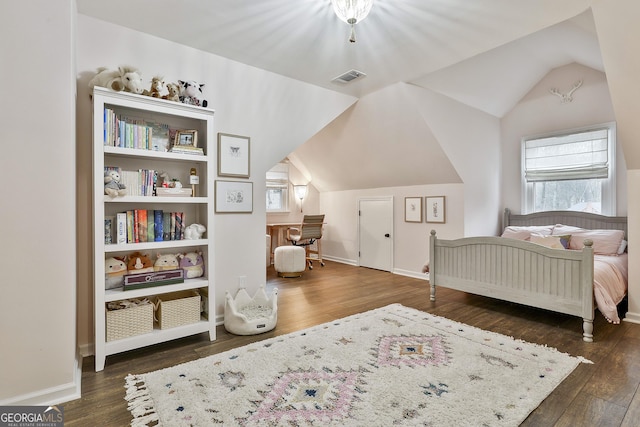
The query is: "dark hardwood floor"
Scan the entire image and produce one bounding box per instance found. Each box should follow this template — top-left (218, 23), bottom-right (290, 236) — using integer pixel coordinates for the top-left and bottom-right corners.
top-left (63, 261), bottom-right (640, 426)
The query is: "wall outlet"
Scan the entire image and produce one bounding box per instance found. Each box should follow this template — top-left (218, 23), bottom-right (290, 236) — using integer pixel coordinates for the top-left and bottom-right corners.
top-left (238, 275), bottom-right (247, 289)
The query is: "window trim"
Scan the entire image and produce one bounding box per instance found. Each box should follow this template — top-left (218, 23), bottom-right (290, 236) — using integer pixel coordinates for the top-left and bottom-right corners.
top-left (266, 162), bottom-right (291, 213)
top-left (521, 122), bottom-right (616, 215)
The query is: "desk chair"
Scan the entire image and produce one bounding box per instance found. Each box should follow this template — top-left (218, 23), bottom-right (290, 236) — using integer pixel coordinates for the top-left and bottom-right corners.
top-left (286, 214), bottom-right (325, 269)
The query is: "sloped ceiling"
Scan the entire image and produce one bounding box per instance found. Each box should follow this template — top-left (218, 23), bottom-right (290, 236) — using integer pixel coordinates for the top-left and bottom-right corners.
top-left (77, 1), bottom-right (612, 191)
top-left (77, 0), bottom-right (595, 114)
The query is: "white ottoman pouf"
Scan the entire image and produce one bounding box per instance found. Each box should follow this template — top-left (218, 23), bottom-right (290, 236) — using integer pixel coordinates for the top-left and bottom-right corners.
top-left (274, 245), bottom-right (306, 278)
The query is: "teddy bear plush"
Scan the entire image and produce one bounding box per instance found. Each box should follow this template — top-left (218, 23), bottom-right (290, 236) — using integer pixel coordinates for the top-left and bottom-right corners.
top-left (178, 80), bottom-right (208, 107)
top-left (105, 256), bottom-right (127, 289)
top-left (154, 253), bottom-right (180, 271)
top-left (179, 251), bottom-right (205, 278)
top-left (89, 66), bottom-right (144, 94)
top-left (143, 76), bottom-right (166, 98)
top-left (127, 251), bottom-right (154, 274)
top-left (104, 170), bottom-right (127, 197)
top-left (162, 82), bottom-right (181, 102)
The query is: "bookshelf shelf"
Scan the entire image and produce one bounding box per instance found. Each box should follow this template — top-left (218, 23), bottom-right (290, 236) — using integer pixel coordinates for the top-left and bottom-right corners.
top-left (92, 87), bottom-right (216, 372)
top-left (103, 195), bottom-right (209, 204)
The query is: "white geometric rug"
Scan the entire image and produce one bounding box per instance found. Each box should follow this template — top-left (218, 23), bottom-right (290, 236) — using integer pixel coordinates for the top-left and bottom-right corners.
top-left (125, 304), bottom-right (590, 426)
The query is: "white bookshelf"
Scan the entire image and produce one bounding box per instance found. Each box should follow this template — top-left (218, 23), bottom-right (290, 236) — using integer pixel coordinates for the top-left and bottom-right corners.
top-left (92, 87), bottom-right (215, 371)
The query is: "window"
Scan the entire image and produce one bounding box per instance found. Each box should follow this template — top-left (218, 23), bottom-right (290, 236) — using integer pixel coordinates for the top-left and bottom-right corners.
top-left (266, 162), bottom-right (290, 212)
top-left (522, 123), bottom-right (616, 215)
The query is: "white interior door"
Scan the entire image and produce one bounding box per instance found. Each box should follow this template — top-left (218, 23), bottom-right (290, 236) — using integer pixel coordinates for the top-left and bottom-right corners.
top-left (358, 197), bottom-right (393, 271)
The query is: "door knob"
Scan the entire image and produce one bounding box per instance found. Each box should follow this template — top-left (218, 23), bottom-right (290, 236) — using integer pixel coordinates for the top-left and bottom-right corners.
top-left (384, 233), bottom-right (390, 238)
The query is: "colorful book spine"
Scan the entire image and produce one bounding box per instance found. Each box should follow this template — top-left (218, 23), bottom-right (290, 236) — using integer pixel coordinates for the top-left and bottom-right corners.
top-left (104, 218), bottom-right (112, 244)
top-left (170, 212), bottom-right (176, 241)
top-left (175, 212), bottom-right (184, 240)
top-left (137, 209), bottom-right (147, 243)
top-left (147, 209), bottom-right (154, 242)
top-left (154, 210), bottom-right (164, 242)
top-left (116, 212), bottom-right (127, 244)
top-left (126, 210), bottom-right (134, 243)
top-left (162, 212), bottom-right (171, 241)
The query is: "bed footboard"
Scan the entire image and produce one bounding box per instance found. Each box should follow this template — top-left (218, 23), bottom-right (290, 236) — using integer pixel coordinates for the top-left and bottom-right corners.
top-left (429, 230), bottom-right (595, 342)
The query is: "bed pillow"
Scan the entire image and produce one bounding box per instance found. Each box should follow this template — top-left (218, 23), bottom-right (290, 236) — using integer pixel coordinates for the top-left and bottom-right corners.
top-left (618, 239), bottom-right (628, 255)
top-left (553, 225), bottom-right (625, 255)
top-left (501, 225), bottom-right (554, 240)
top-left (530, 234), bottom-right (569, 249)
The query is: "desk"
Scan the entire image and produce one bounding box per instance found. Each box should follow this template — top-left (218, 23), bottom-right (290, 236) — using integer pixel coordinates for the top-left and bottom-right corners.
top-left (267, 223), bottom-right (300, 250)
top-left (267, 221), bottom-right (327, 265)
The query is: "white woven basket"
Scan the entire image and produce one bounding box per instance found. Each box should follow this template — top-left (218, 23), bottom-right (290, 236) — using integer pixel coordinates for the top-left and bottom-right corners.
top-left (106, 303), bottom-right (154, 342)
top-left (156, 290), bottom-right (201, 329)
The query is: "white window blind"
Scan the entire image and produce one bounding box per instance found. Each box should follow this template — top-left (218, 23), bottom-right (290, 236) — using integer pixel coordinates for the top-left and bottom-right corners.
top-left (524, 128), bottom-right (609, 182)
top-left (266, 162), bottom-right (290, 212)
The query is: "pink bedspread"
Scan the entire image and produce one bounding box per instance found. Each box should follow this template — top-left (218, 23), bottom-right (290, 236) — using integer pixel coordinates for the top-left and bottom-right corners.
top-left (594, 253), bottom-right (628, 324)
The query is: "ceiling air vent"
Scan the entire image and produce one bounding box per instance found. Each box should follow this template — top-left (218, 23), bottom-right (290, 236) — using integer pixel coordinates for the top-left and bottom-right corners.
top-left (331, 69), bottom-right (367, 84)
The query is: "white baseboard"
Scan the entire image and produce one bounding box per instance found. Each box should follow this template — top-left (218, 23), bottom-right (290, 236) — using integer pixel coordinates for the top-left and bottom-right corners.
top-left (0, 353), bottom-right (82, 406)
top-left (78, 342), bottom-right (93, 358)
top-left (393, 268), bottom-right (428, 280)
top-left (623, 311), bottom-right (640, 324)
top-left (321, 255), bottom-right (357, 266)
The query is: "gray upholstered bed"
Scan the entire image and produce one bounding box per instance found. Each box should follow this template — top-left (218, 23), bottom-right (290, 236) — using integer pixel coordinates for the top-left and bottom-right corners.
top-left (429, 208), bottom-right (628, 342)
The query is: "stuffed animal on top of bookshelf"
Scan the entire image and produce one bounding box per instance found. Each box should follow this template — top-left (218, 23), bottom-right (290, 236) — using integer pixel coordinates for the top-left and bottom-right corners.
top-left (127, 251), bottom-right (154, 274)
top-left (179, 251), bottom-right (205, 278)
top-left (162, 82), bottom-right (181, 102)
top-left (88, 65), bottom-right (144, 94)
top-left (105, 256), bottom-right (127, 289)
top-left (178, 80), bottom-right (208, 107)
top-left (104, 170), bottom-right (127, 197)
top-left (154, 253), bottom-right (180, 271)
top-left (143, 76), bottom-right (166, 98)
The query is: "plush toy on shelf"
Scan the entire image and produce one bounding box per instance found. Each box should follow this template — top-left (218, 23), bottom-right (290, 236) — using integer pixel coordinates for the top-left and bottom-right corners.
top-left (105, 256), bottom-right (127, 289)
top-left (104, 170), bottom-right (127, 197)
top-left (162, 82), bottom-right (181, 102)
top-left (178, 80), bottom-right (208, 107)
top-left (179, 251), bottom-right (205, 278)
top-left (184, 223), bottom-right (206, 240)
top-left (143, 76), bottom-right (166, 98)
top-left (154, 253), bottom-right (180, 271)
top-left (88, 66), bottom-right (144, 94)
top-left (127, 251), bottom-right (154, 274)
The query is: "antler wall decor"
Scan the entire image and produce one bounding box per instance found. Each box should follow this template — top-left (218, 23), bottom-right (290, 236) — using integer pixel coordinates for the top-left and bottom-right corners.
top-left (549, 80), bottom-right (583, 103)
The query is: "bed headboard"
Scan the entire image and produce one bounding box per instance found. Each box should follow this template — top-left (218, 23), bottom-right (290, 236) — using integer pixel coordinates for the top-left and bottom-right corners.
top-left (503, 208), bottom-right (628, 238)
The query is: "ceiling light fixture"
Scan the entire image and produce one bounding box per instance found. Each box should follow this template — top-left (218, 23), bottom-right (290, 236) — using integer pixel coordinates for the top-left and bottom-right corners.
top-left (331, 0), bottom-right (373, 43)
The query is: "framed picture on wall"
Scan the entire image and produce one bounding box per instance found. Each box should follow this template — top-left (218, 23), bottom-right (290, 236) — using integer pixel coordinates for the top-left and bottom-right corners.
top-left (425, 196), bottom-right (446, 223)
top-left (404, 197), bottom-right (423, 223)
top-left (218, 133), bottom-right (250, 178)
top-left (215, 180), bottom-right (253, 213)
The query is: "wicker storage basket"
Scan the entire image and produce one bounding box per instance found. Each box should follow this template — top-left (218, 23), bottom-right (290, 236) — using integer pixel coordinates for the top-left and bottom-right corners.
top-left (156, 290), bottom-right (201, 329)
top-left (106, 302), bottom-right (154, 342)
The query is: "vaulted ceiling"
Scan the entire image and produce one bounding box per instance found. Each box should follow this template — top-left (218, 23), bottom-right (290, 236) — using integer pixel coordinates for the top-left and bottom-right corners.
top-left (77, 0), bottom-right (611, 191)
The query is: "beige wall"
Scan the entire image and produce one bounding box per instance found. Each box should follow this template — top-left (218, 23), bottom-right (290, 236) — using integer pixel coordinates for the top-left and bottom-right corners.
top-left (320, 184), bottom-right (465, 276)
top-left (501, 62), bottom-right (625, 215)
top-left (0, 1), bottom-right (78, 404)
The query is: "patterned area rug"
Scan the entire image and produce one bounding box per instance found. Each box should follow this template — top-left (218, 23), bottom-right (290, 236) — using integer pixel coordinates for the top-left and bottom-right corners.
top-left (125, 304), bottom-right (590, 426)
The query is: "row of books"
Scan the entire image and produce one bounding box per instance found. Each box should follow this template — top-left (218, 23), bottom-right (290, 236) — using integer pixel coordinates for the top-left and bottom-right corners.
top-left (103, 108), bottom-right (171, 151)
top-left (105, 166), bottom-right (157, 197)
top-left (108, 210), bottom-right (188, 245)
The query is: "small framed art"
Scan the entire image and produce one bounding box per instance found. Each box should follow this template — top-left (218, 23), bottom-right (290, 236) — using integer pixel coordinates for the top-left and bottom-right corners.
top-left (218, 133), bottom-right (250, 178)
top-left (425, 196), bottom-right (446, 223)
top-left (404, 197), bottom-right (423, 223)
top-left (174, 130), bottom-right (198, 148)
top-left (215, 180), bottom-right (253, 213)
